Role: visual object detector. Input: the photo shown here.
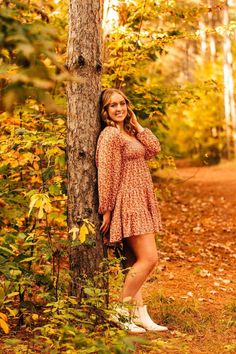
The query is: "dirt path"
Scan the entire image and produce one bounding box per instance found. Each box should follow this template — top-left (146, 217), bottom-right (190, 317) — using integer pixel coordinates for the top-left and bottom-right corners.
top-left (142, 162), bottom-right (236, 354)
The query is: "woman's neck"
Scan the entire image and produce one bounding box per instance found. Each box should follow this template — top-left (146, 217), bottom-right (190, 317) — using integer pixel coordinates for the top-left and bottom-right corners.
top-left (115, 122), bottom-right (125, 132)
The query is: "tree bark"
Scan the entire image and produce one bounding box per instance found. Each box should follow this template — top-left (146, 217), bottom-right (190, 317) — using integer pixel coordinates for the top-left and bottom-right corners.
top-left (66, 0), bottom-right (106, 301)
top-left (222, 0), bottom-right (236, 158)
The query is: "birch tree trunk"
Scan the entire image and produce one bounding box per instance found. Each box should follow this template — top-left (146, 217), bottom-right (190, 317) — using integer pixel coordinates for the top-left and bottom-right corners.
top-left (222, 0), bottom-right (236, 158)
top-left (66, 0), bottom-right (105, 301)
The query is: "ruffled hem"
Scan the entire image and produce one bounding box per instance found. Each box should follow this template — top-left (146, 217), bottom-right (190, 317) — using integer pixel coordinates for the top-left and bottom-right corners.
top-left (109, 203), bottom-right (162, 244)
top-left (122, 209), bottom-right (155, 236)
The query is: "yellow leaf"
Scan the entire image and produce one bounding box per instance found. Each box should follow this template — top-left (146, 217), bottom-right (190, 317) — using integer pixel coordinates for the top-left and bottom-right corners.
top-left (31, 175), bottom-right (41, 183)
top-left (0, 318), bottom-right (9, 334)
top-left (32, 314), bottom-right (39, 321)
top-left (44, 198), bottom-right (52, 213)
top-left (28, 193), bottom-right (51, 218)
top-left (79, 224), bottom-right (88, 243)
top-left (28, 194), bottom-right (39, 216)
top-left (33, 161), bottom-right (40, 170)
top-left (19, 152), bottom-right (34, 166)
top-left (69, 227), bottom-right (79, 241)
top-left (6, 307), bottom-right (18, 317)
top-left (87, 223), bottom-right (95, 234)
top-left (83, 219), bottom-right (95, 234)
top-left (35, 147), bottom-right (43, 155)
top-left (0, 312), bottom-right (7, 321)
top-left (38, 204), bottom-right (44, 219)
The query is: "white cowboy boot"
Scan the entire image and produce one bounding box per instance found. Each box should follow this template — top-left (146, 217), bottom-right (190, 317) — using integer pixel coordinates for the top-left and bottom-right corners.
top-left (133, 305), bottom-right (168, 331)
top-left (111, 305), bottom-right (146, 333)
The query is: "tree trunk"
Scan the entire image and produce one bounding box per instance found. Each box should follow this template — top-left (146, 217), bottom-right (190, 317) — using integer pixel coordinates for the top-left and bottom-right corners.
top-left (208, 0), bottom-right (216, 61)
top-left (222, 0), bottom-right (236, 158)
top-left (66, 0), bottom-right (106, 301)
top-left (199, 18), bottom-right (207, 60)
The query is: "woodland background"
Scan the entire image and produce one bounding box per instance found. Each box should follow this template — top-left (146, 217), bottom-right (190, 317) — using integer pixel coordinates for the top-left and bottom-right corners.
top-left (0, 0), bottom-right (235, 353)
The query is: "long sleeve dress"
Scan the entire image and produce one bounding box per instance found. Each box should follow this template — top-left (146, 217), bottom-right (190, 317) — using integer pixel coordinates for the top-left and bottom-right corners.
top-left (95, 126), bottom-right (162, 244)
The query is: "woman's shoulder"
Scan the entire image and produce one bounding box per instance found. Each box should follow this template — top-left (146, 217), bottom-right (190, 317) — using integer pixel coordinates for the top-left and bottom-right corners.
top-left (101, 126), bottom-right (120, 136)
top-left (97, 126), bottom-right (124, 150)
top-left (99, 126), bottom-right (121, 141)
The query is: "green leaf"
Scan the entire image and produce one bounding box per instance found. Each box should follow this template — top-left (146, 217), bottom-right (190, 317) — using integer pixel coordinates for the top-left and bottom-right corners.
top-left (55, 154), bottom-right (65, 168)
top-left (7, 292), bottom-right (19, 298)
top-left (48, 184), bottom-right (61, 196)
top-left (0, 246), bottom-right (13, 255)
top-left (6, 307), bottom-right (18, 317)
top-left (19, 257), bottom-right (36, 263)
top-left (9, 269), bottom-right (22, 278)
top-left (42, 166), bottom-right (54, 181)
top-left (0, 287), bottom-right (5, 301)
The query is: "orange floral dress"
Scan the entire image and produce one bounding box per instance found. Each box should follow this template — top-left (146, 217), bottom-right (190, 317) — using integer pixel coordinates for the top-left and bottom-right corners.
top-left (95, 126), bottom-right (162, 244)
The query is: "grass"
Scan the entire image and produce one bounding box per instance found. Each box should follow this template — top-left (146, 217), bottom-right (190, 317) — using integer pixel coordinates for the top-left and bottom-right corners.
top-left (135, 290), bottom-right (236, 354)
top-left (147, 292), bottom-right (213, 335)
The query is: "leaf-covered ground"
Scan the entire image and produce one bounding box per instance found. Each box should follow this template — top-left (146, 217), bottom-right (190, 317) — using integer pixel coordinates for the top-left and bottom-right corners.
top-left (140, 161), bottom-right (236, 354)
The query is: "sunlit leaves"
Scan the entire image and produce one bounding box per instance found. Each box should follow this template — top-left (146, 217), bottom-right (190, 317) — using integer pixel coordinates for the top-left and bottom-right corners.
top-left (165, 73), bottom-right (224, 163)
top-left (0, 0), bottom-right (67, 112)
top-left (0, 0), bottom-right (72, 342)
top-left (28, 193), bottom-right (52, 219)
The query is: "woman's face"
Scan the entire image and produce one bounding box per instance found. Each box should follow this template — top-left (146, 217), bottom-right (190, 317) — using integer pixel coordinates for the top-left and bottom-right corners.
top-left (107, 93), bottom-right (128, 123)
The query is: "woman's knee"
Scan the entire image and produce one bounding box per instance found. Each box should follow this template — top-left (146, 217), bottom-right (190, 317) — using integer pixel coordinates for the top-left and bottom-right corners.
top-left (135, 250), bottom-right (158, 271)
top-left (145, 253), bottom-right (158, 269)
top-left (126, 234), bottom-right (158, 266)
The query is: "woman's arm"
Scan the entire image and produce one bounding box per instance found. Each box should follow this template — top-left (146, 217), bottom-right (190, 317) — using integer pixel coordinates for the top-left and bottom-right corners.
top-left (96, 127), bottom-right (123, 233)
top-left (130, 112), bottom-right (161, 160)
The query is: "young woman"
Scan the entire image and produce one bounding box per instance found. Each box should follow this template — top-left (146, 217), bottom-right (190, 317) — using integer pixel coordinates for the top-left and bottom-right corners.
top-left (95, 88), bottom-right (168, 333)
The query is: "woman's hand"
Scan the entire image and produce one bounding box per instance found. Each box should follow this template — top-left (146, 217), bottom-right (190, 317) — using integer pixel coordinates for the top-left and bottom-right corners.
top-left (100, 210), bottom-right (111, 235)
top-left (130, 110), bottom-right (144, 133)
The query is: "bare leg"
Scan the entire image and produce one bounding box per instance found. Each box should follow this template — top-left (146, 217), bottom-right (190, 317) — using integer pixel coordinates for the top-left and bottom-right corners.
top-left (121, 233), bottom-right (158, 302)
top-left (119, 234), bottom-right (168, 332)
top-left (122, 240), bottom-right (144, 306)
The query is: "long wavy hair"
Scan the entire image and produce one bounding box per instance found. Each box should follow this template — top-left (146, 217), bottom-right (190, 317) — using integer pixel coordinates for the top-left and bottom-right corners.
top-left (99, 88), bottom-right (136, 136)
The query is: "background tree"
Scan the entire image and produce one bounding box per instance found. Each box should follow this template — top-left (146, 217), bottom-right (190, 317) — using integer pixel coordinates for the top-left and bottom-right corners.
top-left (222, 0), bottom-right (236, 158)
top-left (66, 0), bottom-right (105, 300)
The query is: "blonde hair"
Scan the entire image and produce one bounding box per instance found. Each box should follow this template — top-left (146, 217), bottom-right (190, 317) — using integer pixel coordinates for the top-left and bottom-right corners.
top-left (99, 88), bottom-right (136, 136)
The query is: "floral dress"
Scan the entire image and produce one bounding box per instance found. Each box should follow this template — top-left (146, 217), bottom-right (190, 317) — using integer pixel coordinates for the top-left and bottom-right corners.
top-left (95, 126), bottom-right (162, 244)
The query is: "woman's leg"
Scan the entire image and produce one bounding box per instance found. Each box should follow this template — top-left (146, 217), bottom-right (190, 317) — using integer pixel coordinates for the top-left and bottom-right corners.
top-left (121, 234), bottom-right (168, 332)
top-left (122, 240), bottom-right (144, 306)
top-left (121, 233), bottom-right (158, 302)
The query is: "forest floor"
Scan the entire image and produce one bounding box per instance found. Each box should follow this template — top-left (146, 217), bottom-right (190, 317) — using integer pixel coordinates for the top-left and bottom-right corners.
top-left (140, 160), bottom-right (236, 354)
